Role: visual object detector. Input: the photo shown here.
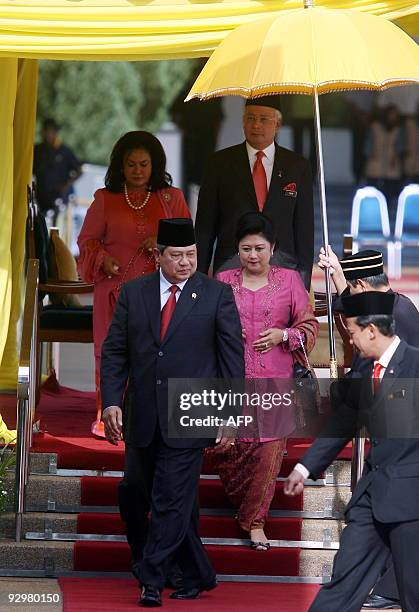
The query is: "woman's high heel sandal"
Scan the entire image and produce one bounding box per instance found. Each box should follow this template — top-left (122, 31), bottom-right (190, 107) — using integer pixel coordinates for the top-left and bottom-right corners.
top-left (250, 541), bottom-right (271, 551)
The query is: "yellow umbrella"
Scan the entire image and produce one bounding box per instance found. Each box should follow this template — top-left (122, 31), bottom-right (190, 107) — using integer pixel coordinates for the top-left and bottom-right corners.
top-left (186, 0), bottom-right (419, 377)
top-left (187, 4), bottom-right (419, 98)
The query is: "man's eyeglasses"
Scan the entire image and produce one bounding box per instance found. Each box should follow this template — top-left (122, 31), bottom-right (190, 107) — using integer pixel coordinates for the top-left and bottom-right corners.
top-left (166, 252), bottom-right (197, 263)
top-left (244, 114), bottom-right (277, 125)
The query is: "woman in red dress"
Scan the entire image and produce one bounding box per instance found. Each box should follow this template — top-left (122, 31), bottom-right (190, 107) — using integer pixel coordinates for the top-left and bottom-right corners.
top-left (77, 131), bottom-right (190, 436)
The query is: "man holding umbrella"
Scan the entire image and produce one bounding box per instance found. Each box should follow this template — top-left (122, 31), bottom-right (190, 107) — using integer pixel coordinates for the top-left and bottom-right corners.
top-left (318, 246), bottom-right (419, 609)
top-left (319, 246), bottom-right (419, 369)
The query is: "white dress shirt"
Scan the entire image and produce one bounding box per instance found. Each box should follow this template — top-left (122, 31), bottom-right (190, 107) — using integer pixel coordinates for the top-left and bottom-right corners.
top-left (294, 336), bottom-right (402, 481)
top-left (159, 270), bottom-right (188, 309)
top-left (103, 272), bottom-right (188, 414)
top-left (246, 141), bottom-right (275, 189)
top-left (373, 336), bottom-right (400, 379)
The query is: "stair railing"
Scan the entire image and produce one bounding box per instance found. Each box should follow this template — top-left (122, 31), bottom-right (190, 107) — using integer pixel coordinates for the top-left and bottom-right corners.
top-left (15, 259), bottom-right (39, 541)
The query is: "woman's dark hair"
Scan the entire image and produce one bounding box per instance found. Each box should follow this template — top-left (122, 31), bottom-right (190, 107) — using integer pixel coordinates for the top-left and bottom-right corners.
top-left (235, 212), bottom-right (276, 247)
top-left (105, 131), bottom-right (172, 193)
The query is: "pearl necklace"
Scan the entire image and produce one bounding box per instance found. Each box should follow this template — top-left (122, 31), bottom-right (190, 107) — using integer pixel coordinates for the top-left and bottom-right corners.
top-left (124, 183), bottom-right (152, 210)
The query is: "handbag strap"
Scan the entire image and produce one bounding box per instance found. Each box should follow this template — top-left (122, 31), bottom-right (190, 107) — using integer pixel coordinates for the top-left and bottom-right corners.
top-left (114, 246), bottom-right (145, 294)
top-left (296, 329), bottom-right (312, 371)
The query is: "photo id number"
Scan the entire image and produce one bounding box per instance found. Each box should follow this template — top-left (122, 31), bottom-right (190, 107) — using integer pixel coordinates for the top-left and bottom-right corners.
top-left (8, 593), bottom-right (60, 604)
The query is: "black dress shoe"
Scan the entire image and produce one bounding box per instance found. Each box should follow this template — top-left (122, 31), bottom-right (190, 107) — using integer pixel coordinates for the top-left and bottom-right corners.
top-left (169, 579), bottom-right (217, 600)
top-left (165, 571), bottom-right (183, 590)
top-left (134, 563), bottom-right (182, 589)
top-left (139, 585), bottom-right (162, 607)
top-left (362, 593), bottom-right (400, 609)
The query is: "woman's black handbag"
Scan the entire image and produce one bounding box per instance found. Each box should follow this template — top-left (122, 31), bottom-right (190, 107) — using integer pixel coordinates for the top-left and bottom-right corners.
top-left (293, 361), bottom-right (317, 387)
top-left (293, 331), bottom-right (320, 420)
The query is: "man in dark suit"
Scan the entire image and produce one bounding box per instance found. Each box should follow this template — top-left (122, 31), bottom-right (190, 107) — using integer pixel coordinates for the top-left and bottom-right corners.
top-left (195, 95), bottom-right (314, 290)
top-left (101, 218), bottom-right (245, 607)
top-left (285, 291), bottom-right (419, 612)
top-left (320, 247), bottom-right (419, 375)
top-left (33, 117), bottom-right (82, 223)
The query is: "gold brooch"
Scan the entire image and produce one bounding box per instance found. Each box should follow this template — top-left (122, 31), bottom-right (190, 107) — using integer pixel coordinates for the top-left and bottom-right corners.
top-left (163, 192), bottom-right (171, 201)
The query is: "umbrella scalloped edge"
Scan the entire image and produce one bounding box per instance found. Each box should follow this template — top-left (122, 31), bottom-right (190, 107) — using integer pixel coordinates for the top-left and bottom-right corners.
top-left (186, 78), bottom-right (419, 100)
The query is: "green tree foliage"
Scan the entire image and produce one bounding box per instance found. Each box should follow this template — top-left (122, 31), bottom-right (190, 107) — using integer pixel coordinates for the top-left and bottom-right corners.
top-left (134, 59), bottom-right (195, 132)
top-left (37, 61), bottom-right (141, 165)
top-left (37, 59), bottom-right (196, 165)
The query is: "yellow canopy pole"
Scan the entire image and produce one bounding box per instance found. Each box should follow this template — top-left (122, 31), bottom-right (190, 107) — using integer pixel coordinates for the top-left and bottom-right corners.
top-left (0, 58), bottom-right (17, 381)
top-left (0, 58), bottom-right (37, 390)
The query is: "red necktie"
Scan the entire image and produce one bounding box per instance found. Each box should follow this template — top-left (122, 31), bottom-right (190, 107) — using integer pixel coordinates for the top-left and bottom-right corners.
top-left (160, 285), bottom-right (179, 341)
top-left (373, 362), bottom-right (384, 394)
top-left (252, 150), bottom-right (268, 211)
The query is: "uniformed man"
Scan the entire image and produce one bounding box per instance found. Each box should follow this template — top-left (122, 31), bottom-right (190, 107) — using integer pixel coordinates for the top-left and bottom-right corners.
top-left (285, 291), bottom-right (419, 612)
top-left (318, 246), bottom-right (419, 609)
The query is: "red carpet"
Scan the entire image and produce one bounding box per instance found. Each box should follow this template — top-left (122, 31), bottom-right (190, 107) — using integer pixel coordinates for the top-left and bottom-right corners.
top-left (59, 578), bottom-right (320, 611)
top-left (79, 475), bottom-right (303, 511)
top-left (73, 540), bottom-right (301, 576)
top-left (0, 393), bottom-right (17, 428)
top-left (31, 376), bottom-right (124, 470)
top-left (76, 513), bottom-right (303, 540)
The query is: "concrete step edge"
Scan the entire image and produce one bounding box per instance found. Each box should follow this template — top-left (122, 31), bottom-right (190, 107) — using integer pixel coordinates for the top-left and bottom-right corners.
top-left (24, 532), bottom-right (340, 550)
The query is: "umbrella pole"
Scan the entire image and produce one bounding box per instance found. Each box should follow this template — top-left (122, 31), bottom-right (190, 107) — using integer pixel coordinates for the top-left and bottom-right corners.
top-left (312, 89), bottom-right (338, 379)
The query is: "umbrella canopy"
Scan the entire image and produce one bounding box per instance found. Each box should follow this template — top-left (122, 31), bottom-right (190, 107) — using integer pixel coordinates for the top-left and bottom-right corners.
top-left (187, 6), bottom-right (419, 99)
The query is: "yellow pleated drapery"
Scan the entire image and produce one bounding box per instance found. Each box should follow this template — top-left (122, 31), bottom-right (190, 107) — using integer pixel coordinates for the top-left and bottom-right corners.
top-left (0, 1), bottom-right (417, 390)
top-left (0, 0), bottom-right (417, 61)
top-left (0, 59), bottom-right (37, 389)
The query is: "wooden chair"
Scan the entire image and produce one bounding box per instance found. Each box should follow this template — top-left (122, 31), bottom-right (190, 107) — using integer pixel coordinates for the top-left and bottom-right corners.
top-left (26, 184), bottom-right (94, 396)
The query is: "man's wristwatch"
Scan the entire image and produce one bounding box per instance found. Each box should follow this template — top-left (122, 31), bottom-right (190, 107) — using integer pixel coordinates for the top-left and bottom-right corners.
top-left (282, 329), bottom-right (289, 343)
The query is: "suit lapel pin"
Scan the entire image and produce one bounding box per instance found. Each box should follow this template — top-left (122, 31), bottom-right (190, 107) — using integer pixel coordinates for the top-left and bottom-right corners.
top-left (283, 182), bottom-right (298, 197)
top-left (191, 292), bottom-right (197, 299)
top-left (278, 170), bottom-right (283, 177)
top-left (388, 369), bottom-right (394, 375)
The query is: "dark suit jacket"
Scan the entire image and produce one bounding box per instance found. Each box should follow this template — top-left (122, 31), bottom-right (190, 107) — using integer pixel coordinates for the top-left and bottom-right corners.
top-left (300, 340), bottom-right (419, 523)
top-left (100, 271), bottom-right (245, 449)
top-left (195, 141), bottom-right (314, 289)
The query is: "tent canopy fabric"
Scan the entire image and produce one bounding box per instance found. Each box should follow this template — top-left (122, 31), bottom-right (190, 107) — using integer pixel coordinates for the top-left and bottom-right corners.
top-left (0, 1), bottom-right (418, 60)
